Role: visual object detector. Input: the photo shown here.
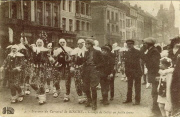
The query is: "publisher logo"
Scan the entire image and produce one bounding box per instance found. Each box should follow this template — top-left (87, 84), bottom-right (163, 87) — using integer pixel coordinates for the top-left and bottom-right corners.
top-left (2, 107), bottom-right (14, 114)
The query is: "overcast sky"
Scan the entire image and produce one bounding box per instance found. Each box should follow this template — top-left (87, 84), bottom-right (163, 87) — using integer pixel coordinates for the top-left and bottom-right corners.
top-left (128, 0), bottom-right (180, 33)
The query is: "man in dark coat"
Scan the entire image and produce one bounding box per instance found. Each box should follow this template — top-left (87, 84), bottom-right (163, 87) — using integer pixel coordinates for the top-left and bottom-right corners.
top-left (82, 39), bottom-right (104, 110)
top-left (100, 45), bottom-right (115, 105)
top-left (123, 40), bottom-right (142, 105)
top-left (142, 37), bottom-right (161, 116)
top-left (105, 44), bottom-right (116, 101)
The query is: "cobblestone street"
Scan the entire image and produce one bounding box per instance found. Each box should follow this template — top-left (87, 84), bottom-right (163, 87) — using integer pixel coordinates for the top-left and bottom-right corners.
top-left (0, 74), bottom-right (153, 117)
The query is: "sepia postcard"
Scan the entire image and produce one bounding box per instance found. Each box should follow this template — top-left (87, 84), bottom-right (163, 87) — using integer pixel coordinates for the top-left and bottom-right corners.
top-left (0, 0), bottom-right (180, 117)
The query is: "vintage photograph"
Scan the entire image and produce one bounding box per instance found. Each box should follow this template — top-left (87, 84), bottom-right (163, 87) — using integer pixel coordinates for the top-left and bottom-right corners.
top-left (0, 0), bottom-right (180, 117)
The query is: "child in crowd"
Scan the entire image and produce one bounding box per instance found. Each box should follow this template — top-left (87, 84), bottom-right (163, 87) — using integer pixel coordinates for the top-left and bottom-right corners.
top-left (157, 57), bottom-right (174, 117)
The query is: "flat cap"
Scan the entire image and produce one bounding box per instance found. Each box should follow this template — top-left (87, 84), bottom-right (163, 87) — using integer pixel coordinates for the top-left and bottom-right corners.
top-left (86, 39), bottom-right (95, 45)
top-left (143, 37), bottom-right (156, 45)
top-left (126, 40), bottom-right (135, 44)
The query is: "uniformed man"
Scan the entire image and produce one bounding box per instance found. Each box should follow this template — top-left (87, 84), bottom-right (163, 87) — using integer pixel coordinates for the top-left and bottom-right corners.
top-left (82, 39), bottom-right (104, 110)
top-left (123, 40), bottom-right (142, 105)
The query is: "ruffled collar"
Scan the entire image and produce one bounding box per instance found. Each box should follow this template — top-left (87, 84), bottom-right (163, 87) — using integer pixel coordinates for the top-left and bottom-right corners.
top-left (33, 46), bottom-right (48, 54)
top-left (8, 52), bottom-right (24, 57)
top-left (71, 47), bottom-right (87, 57)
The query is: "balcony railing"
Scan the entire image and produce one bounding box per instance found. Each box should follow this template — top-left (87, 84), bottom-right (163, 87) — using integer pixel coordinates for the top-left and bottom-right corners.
top-left (75, 13), bottom-right (92, 20)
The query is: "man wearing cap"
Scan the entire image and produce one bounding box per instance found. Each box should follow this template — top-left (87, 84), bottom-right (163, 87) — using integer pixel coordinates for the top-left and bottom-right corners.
top-left (123, 40), bottom-right (142, 105)
top-left (82, 39), bottom-right (104, 110)
top-left (142, 37), bottom-right (161, 116)
top-left (100, 45), bottom-right (115, 105)
top-left (104, 44), bottom-right (116, 101)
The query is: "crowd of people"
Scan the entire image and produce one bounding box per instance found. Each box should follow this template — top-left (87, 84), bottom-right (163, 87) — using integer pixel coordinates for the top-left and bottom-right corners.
top-left (0, 34), bottom-right (180, 117)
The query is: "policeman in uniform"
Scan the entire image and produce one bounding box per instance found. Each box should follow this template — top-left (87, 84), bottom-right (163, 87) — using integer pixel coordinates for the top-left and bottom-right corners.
top-left (123, 40), bottom-right (142, 105)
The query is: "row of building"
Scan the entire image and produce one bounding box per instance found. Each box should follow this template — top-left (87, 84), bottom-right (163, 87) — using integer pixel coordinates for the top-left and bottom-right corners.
top-left (0, 0), bottom-right (92, 48)
top-left (91, 1), bottom-right (179, 46)
top-left (0, 0), bottom-right (179, 48)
